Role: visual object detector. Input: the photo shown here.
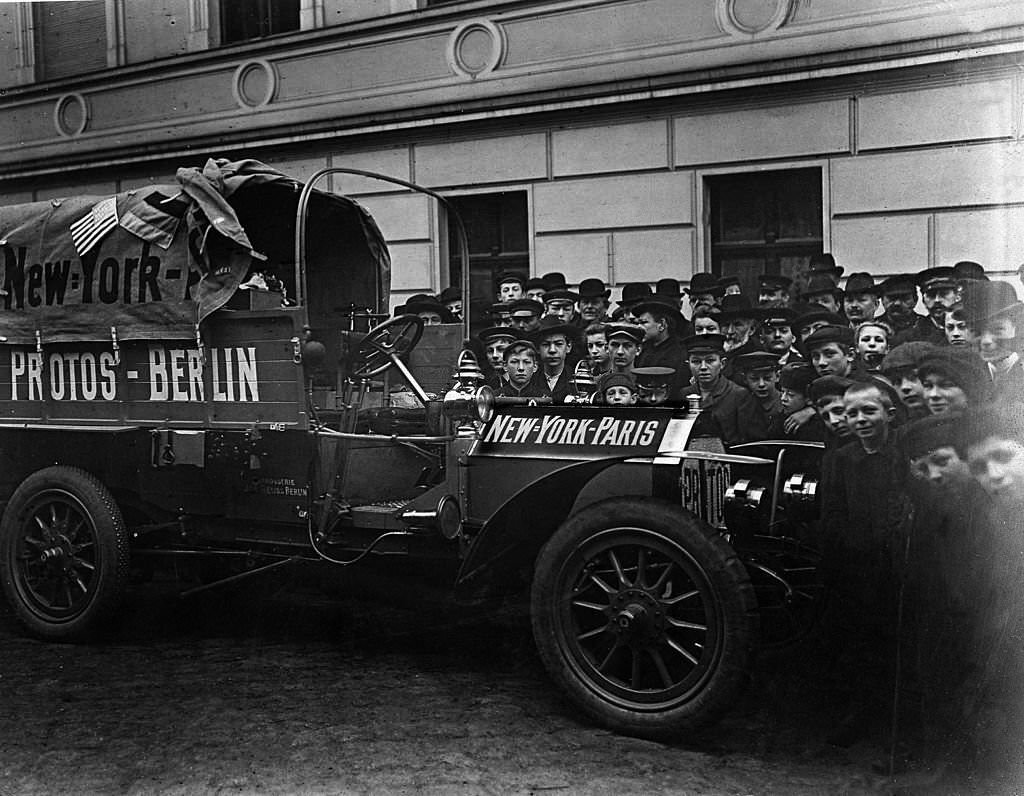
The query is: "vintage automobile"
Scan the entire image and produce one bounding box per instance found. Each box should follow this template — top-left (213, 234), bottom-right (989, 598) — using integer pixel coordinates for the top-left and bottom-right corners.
top-left (0, 162), bottom-right (823, 738)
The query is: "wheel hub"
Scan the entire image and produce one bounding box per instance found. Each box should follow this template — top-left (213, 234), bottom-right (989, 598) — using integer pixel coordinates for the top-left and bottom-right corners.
top-left (610, 588), bottom-right (664, 643)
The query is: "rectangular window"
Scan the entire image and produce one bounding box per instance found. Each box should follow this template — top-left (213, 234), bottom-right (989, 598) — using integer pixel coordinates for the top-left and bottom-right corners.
top-left (708, 168), bottom-right (823, 296)
top-left (34, 2), bottom-right (107, 81)
top-left (221, 0), bottom-right (300, 44)
top-left (445, 191), bottom-right (529, 330)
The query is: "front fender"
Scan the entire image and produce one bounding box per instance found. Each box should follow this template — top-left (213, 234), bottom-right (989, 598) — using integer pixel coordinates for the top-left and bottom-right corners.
top-left (454, 455), bottom-right (673, 600)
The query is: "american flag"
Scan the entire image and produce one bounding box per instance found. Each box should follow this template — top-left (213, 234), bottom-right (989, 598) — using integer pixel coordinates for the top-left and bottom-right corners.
top-left (70, 197), bottom-right (118, 256)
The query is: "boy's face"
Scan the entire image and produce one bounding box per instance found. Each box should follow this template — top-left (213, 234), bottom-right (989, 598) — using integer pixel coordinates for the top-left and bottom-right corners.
top-left (758, 287), bottom-right (788, 307)
top-left (843, 387), bottom-right (893, 446)
top-left (910, 446), bottom-right (970, 488)
top-left (810, 343), bottom-right (852, 377)
top-left (968, 435), bottom-right (1024, 504)
top-left (816, 395), bottom-right (851, 437)
top-left (539, 334), bottom-right (571, 372)
top-left (545, 300), bottom-right (575, 323)
top-left (944, 312), bottom-right (975, 348)
top-left (888, 368), bottom-right (925, 409)
top-left (498, 282), bottom-right (523, 302)
top-left (526, 287), bottom-right (546, 301)
top-left (780, 387), bottom-right (808, 414)
top-left (743, 368), bottom-right (778, 401)
top-left (976, 317), bottom-right (1017, 362)
top-left (921, 371), bottom-right (968, 416)
top-left (506, 351), bottom-right (537, 387)
top-left (638, 382), bottom-right (670, 406)
top-left (856, 325), bottom-right (888, 355)
top-left (485, 340), bottom-right (511, 369)
top-left (586, 333), bottom-right (610, 368)
top-left (689, 353), bottom-right (724, 387)
top-left (693, 316), bottom-right (720, 335)
top-left (511, 312), bottom-right (541, 333)
top-left (418, 310), bottom-right (443, 326)
top-left (762, 323), bottom-right (795, 354)
top-left (609, 338), bottom-right (639, 372)
top-left (798, 319), bottom-right (828, 342)
top-left (604, 385), bottom-right (636, 406)
top-left (844, 292), bottom-right (878, 324)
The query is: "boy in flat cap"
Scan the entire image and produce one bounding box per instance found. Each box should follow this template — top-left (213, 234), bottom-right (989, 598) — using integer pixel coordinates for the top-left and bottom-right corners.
top-left (770, 362), bottom-right (823, 440)
top-left (842, 272), bottom-right (881, 328)
top-left (532, 317), bottom-right (577, 403)
top-left (880, 341), bottom-right (938, 421)
top-left (496, 271), bottom-right (526, 303)
top-left (804, 324), bottom-right (858, 379)
top-left (606, 323), bottom-right (643, 374)
top-left (757, 274), bottom-right (792, 309)
top-left (497, 340), bottom-right (544, 399)
top-left (600, 371), bottom-right (638, 406)
top-left (918, 349), bottom-right (991, 417)
top-left (542, 288), bottom-right (579, 325)
top-left (758, 307), bottom-right (803, 365)
top-left (632, 367), bottom-right (676, 406)
top-left (508, 297), bottom-right (544, 335)
top-left (734, 351), bottom-right (783, 428)
top-left (680, 333), bottom-right (768, 446)
top-left (477, 326), bottom-right (519, 389)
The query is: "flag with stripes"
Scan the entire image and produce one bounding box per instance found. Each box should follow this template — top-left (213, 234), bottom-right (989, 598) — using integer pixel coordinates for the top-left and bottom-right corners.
top-left (70, 196), bottom-right (118, 256)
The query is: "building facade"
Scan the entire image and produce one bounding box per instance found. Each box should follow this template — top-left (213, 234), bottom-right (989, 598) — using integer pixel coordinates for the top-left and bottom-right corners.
top-left (1, 0), bottom-right (1023, 318)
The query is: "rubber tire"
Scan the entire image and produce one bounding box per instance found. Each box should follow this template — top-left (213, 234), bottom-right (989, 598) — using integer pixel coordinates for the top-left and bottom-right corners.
top-left (531, 497), bottom-right (758, 739)
top-left (0, 466), bottom-right (130, 641)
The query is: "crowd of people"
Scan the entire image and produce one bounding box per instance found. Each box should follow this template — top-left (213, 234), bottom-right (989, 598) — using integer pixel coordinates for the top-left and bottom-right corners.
top-left (399, 255), bottom-right (1024, 788)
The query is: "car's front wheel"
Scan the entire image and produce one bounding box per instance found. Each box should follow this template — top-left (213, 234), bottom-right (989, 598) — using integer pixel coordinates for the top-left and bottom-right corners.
top-left (531, 497), bottom-right (757, 739)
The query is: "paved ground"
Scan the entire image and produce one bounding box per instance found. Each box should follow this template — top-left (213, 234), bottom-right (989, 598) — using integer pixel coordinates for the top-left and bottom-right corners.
top-left (0, 564), bottom-right (1019, 795)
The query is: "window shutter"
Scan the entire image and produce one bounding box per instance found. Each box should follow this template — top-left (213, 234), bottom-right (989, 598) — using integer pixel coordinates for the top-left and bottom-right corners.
top-left (36, 2), bottom-right (107, 81)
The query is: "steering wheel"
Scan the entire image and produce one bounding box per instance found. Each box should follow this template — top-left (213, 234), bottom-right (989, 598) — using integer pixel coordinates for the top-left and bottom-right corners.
top-left (352, 314), bottom-right (425, 379)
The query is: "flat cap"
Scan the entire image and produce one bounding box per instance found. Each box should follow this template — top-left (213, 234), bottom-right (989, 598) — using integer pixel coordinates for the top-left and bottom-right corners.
top-left (605, 323), bottom-right (644, 344)
top-left (803, 324), bottom-right (854, 351)
top-left (683, 332), bottom-right (727, 355)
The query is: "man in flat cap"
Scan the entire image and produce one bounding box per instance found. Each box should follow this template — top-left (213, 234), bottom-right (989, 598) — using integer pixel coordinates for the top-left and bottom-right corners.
top-left (894, 267), bottom-right (962, 346)
top-left (496, 271), bottom-right (526, 303)
top-left (757, 274), bottom-right (792, 309)
top-left (577, 278), bottom-right (611, 326)
top-left (842, 272), bottom-right (880, 328)
top-left (877, 275), bottom-right (920, 337)
top-left (680, 333), bottom-right (768, 446)
top-left (606, 323), bottom-right (643, 375)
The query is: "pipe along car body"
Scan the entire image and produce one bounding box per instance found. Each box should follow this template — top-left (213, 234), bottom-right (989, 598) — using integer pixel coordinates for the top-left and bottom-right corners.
top-left (0, 162), bottom-right (824, 738)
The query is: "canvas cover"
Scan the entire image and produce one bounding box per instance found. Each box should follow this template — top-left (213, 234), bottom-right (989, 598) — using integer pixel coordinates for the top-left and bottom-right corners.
top-left (0, 159), bottom-right (390, 345)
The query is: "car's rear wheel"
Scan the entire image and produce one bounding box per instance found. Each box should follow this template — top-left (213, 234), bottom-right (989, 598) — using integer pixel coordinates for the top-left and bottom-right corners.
top-left (0, 466), bottom-right (129, 641)
top-left (531, 497), bottom-right (758, 739)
